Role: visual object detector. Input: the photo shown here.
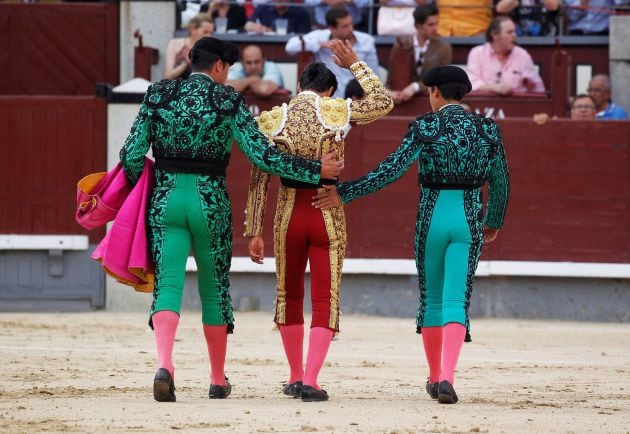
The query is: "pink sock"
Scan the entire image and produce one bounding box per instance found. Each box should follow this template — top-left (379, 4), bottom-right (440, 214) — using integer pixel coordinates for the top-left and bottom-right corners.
top-left (203, 325), bottom-right (228, 386)
top-left (303, 327), bottom-right (334, 390)
top-left (421, 326), bottom-right (443, 383)
top-left (152, 310), bottom-right (180, 377)
top-left (279, 324), bottom-right (305, 383)
top-left (439, 323), bottom-right (467, 385)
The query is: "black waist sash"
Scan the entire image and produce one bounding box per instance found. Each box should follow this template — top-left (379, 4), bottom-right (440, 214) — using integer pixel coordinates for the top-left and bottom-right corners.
top-left (280, 177), bottom-right (338, 189)
top-left (155, 157), bottom-right (228, 176)
top-left (419, 175), bottom-right (483, 190)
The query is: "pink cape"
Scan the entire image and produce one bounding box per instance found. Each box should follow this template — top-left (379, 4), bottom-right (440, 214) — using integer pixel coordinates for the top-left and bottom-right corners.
top-left (78, 158), bottom-right (155, 293)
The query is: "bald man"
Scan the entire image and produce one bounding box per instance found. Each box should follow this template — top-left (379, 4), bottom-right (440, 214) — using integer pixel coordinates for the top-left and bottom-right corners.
top-left (226, 45), bottom-right (285, 98)
top-left (587, 74), bottom-right (628, 120)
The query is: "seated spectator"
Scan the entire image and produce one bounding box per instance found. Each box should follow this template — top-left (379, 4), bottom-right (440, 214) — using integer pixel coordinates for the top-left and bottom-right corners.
top-left (202, 0), bottom-right (247, 32)
top-left (245, 0), bottom-right (311, 34)
top-left (345, 78), bottom-right (366, 100)
top-left (285, 6), bottom-right (380, 98)
top-left (466, 16), bottom-right (546, 95)
top-left (164, 13), bottom-right (214, 80)
top-left (588, 74), bottom-right (629, 119)
top-left (227, 45), bottom-right (285, 98)
top-left (387, 4), bottom-right (453, 104)
top-left (494, 0), bottom-right (560, 36)
top-left (305, 0), bottom-right (369, 29)
top-left (564, 0), bottom-right (630, 35)
top-left (437, 0), bottom-right (493, 36)
top-left (533, 94), bottom-right (597, 124)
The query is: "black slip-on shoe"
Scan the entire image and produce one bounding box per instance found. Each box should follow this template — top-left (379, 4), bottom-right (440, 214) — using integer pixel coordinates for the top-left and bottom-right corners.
top-left (437, 380), bottom-right (459, 404)
top-left (300, 385), bottom-right (329, 402)
top-left (283, 381), bottom-right (303, 397)
top-left (209, 378), bottom-right (232, 399)
top-left (425, 380), bottom-right (439, 400)
top-left (153, 368), bottom-right (176, 402)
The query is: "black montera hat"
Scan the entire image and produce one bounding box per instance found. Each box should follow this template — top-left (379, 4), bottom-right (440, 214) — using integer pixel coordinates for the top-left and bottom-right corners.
top-left (190, 37), bottom-right (239, 65)
top-left (422, 65), bottom-right (472, 94)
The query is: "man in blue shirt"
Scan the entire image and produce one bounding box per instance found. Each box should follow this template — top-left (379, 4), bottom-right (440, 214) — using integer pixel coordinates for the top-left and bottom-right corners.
top-left (285, 6), bottom-right (380, 98)
top-left (305, 0), bottom-right (369, 29)
top-left (226, 45), bottom-right (285, 98)
top-left (245, 1), bottom-right (311, 34)
top-left (588, 74), bottom-right (629, 120)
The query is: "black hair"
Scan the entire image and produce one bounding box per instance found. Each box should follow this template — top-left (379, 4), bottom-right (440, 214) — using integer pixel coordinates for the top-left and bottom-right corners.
top-left (325, 6), bottom-right (350, 27)
top-left (344, 79), bottom-right (365, 100)
top-left (299, 63), bottom-right (338, 95)
top-left (434, 83), bottom-right (469, 101)
top-left (413, 4), bottom-right (439, 25)
top-left (190, 37), bottom-right (239, 72)
top-left (485, 16), bottom-right (512, 42)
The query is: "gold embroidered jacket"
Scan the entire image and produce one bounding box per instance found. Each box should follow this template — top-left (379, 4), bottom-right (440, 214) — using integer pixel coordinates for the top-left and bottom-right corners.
top-left (244, 60), bottom-right (393, 238)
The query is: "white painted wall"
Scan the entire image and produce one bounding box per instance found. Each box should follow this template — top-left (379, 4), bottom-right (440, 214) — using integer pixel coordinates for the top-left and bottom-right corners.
top-left (119, 1), bottom-right (175, 84)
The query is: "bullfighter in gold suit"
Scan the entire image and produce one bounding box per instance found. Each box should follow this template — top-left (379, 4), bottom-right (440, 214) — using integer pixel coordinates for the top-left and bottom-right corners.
top-left (244, 40), bottom-right (393, 402)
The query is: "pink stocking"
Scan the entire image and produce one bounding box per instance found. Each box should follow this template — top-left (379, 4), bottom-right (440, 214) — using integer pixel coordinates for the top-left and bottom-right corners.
top-left (152, 310), bottom-right (180, 377)
top-left (279, 324), bottom-right (305, 383)
top-left (421, 326), bottom-right (443, 383)
top-left (303, 327), bottom-right (333, 390)
top-left (439, 323), bottom-right (467, 385)
top-left (203, 325), bottom-right (228, 386)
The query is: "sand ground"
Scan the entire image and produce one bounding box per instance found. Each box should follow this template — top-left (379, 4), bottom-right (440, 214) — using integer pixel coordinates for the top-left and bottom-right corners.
top-left (0, 311), bottom-right (629, 434)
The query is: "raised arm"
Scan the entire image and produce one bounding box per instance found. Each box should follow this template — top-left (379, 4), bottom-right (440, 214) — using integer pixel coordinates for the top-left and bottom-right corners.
top-left (119, 91), bottom-right (152, 184)
top-left (330, 39), bottom-right (393, 124)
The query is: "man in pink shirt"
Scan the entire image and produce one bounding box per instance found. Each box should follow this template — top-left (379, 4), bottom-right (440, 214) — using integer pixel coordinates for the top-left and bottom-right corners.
top-left (466, 16), bottom-right (545, 95)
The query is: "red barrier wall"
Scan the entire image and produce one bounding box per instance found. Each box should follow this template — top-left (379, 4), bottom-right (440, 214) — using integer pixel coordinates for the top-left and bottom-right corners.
top-left (228, 117), bottom-right (630, 263)
top-left (0, 96), bottom-right (107, 243)
top-left (0, 3), bottom-right (119, 95)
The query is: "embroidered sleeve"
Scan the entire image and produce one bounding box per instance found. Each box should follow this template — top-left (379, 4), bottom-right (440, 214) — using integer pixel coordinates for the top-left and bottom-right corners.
top-left (119, 89), bottom-right (153, 184)
top-left (244, 164), bottom-right (270, 237)
top-left (348, 61), bottom-right (393, 125)
top-left (231, 99), bottom-right (321, 184)
top-left (485, 137), bottom-right (510, 229)
top-left (337, 122), bottom-right (421, 203)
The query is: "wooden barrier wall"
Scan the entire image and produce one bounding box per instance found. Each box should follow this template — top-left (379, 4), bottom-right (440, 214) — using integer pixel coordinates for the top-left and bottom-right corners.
top-left (0, 96), bottom-right (107, 243)
top-left (0, 3), bottom-right (119, 95)
top-left (228, 117), bottom-right (630, 263)
top-left (2, 101), bottom-right (628, 263)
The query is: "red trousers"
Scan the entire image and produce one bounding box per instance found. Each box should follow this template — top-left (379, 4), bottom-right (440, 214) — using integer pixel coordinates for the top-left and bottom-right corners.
top-left (278, 189), bottom-right (333, 330)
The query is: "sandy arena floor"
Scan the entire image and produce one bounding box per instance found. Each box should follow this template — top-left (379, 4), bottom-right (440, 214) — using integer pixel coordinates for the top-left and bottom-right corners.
top-left (0, 311), bottom-right (629, 433)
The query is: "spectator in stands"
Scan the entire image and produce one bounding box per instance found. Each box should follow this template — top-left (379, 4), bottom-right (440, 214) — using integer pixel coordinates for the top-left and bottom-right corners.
top-left (305, 0), bottom-right (369, 29)
top-left (285, 6), bottom-right (380, 98)
top-left (245, 0), bottom-right (312, 34)
top-left (533, 94), bottom-right (597, 124)
top-left (164, 13), bottom-right (214, 80)
top-left (226, 45), bottom-right (285, 97)
top-left (564, 0), bottom-right (630, 35)
top-left (494, 0), bottom-right (561, 36)
top-left (387, 4), bottom-right (453, 104)
top-left (437, 0), bottom-right (493, 36)
top-left (202, 0), bottom-right (247, 32)
top-left (588, 74), bottom-right (629, 119)
top-left (466, 16), bottom-right (546, 95)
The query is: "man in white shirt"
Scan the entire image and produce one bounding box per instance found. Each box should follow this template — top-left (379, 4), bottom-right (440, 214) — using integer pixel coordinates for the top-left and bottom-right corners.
top-left (285, 6), bottom-right (380, 98)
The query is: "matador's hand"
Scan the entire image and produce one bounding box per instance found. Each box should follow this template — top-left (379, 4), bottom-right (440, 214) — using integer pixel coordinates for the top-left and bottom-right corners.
top-left (312, 185), bottom-right (342, 210)
top-left (249, 236), bottom-right (264, 264)
top-left (483, 226), bottom-right (499, 243)
top-left (320, 151), bottom-right (344, 180)
top-left (331, 39), bottom-right (359, 69)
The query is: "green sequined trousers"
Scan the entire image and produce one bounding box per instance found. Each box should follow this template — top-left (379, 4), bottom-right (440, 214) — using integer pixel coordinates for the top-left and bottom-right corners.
top-left (148, 170), bottom-right (234, 329)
